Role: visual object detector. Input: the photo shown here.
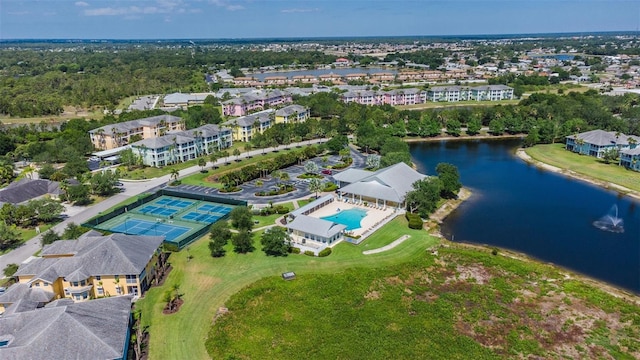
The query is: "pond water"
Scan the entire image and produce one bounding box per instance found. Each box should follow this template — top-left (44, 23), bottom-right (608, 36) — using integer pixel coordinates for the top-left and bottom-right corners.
top-left (410, 139), bottom-right (640, 293)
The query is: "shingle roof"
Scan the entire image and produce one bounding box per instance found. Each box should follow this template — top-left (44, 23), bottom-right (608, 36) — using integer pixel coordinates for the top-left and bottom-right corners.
top-left (566, 129), bottom-right (631, 146)
top-left (0, 179), bottom-right (62, 204)
top-left (223, 110), bottom-right (274, 127)
top-left (0, 283), bottom-right (55, 306)
top-left (275, 104), bottom-right (307, 117)
top-left (287, 215), bottom-right (346, 239)
top-left (332, 168), bottom-right (374, 184)
top-left (89, 115), bottom-right (182, 135)
top-left (339, 162), bottom-right (428, 203)
top-left (16, 234), bottom-right (164, 281)
top-left (0, 296), bottom-right (132, 360)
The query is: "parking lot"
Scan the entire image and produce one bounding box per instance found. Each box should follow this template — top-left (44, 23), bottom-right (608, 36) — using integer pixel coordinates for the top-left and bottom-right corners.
top-left (173, 150), bottom-right (367, 204)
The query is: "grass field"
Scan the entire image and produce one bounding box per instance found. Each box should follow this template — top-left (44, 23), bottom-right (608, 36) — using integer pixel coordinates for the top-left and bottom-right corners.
top-left (207, 245), bottom-right (640, 359)
top-left (525, 144), bottom-right (640, 193)
top-left (135, 216), bottom-right (437, 360)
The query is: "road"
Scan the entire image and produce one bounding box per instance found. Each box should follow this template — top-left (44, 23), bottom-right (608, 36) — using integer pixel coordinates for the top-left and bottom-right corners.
top-left (0, 138), bottom-right (328, 276)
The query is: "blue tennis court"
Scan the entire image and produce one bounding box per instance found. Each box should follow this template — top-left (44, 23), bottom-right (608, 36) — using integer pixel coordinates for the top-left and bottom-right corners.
top-left (197, 204), bottom-right (232, 214)
top-left (181, 211), bottom-right (223, 224)
top-left (110, 219), bottom-right (190, 241)
top-left (155, 198), bottom-right (194, 208)
top-left (136, 205), bottom-right (179, 217)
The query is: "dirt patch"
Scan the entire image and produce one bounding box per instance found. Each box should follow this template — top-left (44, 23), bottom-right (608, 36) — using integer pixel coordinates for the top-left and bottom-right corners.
top-left (364, 290), bottom-right (381, 300)
top-left (452, 264), bottom-right (493, 285)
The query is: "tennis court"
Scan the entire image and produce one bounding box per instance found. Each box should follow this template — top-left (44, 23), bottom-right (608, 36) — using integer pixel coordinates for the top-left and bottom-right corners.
top-left (181, 211), bottom-right (223, 224)
top-left (110, 218), bottom-right (191, 241)
top-left (88, 194), bottom-right (238, 248)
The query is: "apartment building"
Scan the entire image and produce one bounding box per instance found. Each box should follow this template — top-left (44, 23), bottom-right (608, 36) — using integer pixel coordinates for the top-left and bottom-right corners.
top-left (5, 231), bottom-right (164, 307)
top-left (130, 123), bottom-right (232, 167)
top-left (426, 85), bottom-right (514, 102)
top-left (222, 89), bottom-right (293, 116)
top-left (275, 105), bottom-right (311, 124)
top-left (222, 109), bottom-right (275, 142)
top-left (89, 115), bottom-right (185, 151)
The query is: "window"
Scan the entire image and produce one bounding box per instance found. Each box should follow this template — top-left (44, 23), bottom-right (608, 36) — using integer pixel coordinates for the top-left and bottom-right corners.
top-left (64, 288), bottom-right (70, 295)
top-left (72, 281), bottom-right (79, 287)
top-left (80, 280), bottom-right (86, 287)
top-left (0, 340), bottom-right (9, 347)
top-left (95, 276), bottom-right (101, 281)
top-left (35, 282), bottom-right (40, 287)
top-left (126, 275), bottom-right (137, 284)
top-left (74, 294), bottom-right (81, 300)
top-left (97, 287), bottom-right (104, 295)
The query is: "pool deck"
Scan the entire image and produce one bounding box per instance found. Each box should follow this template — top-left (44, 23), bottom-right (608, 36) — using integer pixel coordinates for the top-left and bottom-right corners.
top-left (307, 200), bottom-right (395, 237)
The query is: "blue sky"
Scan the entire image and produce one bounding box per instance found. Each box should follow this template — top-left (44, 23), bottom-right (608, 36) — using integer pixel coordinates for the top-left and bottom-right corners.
top-left (1, 0), bottom-right (639, 39)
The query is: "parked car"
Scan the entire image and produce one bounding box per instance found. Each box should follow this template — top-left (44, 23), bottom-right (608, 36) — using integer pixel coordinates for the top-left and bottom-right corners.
top-left (321, 169), bottom-right (332, 175)
top-left (89, 156), bottom-right (100, 162)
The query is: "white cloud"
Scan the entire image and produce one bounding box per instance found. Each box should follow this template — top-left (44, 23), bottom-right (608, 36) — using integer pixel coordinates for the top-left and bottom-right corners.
top-left (209, 0), bottom-right (244, 11)
top-left (75, 1), bottom-right (89, 7)
top-left (281, 8), bottom-right (319, 14)
top-left (83, 0), bottom-right (195, 16)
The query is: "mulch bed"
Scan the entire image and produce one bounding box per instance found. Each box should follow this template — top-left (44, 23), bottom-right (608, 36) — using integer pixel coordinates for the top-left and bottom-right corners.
top-left (162, 298), bottom-right (184, 315)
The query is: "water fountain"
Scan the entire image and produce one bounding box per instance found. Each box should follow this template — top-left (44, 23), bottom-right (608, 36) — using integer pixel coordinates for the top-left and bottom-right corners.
top-left (593, 205), bottom-right (624, 233)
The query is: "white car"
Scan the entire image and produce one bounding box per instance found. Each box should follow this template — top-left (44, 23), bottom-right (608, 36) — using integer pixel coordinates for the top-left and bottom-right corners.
top-left (89, 156), bottom-right (100, 162)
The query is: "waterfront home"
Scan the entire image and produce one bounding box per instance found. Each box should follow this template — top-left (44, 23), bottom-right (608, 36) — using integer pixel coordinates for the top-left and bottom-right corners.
top-left (620, 148), bottom-right (640, 171)
top-left (89, 115), bottom-right (185, 150)
top-left (275, 105), bottom-right (310, 124)
top-left (566, 130), bottom-right (639, 158)
top-left (0, 296), bottom-right (132, 360)
top-left (222, 109), bottom-right (275, 142)
top-left (11, 231), bottom-right (164, 302)
top-left (130, 123), bottom-right (232, 167)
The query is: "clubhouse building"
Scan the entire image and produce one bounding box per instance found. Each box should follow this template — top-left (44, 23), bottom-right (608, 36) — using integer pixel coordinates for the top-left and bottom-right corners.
top-left (285, 162), bottom-right (427, 254)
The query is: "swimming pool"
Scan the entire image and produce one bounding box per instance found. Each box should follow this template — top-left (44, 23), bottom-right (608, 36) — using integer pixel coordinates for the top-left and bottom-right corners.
top-left (320, 208), bottom-right (367, 230)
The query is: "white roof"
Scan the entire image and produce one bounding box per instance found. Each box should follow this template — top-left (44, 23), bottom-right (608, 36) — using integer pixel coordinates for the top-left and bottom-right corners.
top-left (286, 215), bottom-right (346, 239)
top-left (339, 162), bottom-right (427, 203)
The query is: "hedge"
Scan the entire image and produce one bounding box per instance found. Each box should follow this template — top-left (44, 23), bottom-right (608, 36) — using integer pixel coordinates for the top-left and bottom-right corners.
top-left (406, 213), bottom-right (423, 230)
top-left (318, 247), bottom-right (332, 257)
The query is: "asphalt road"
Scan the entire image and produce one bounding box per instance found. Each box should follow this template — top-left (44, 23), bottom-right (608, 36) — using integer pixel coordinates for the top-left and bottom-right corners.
top-left (0, 138), bottom-right (329, 276)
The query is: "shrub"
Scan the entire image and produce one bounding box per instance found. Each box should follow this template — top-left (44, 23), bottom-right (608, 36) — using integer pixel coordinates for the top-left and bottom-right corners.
top-left (318, 248), bottom-right (332, 257)
top-left (276, 206), bottom-right (289, 214)
top-left (406, 213), bottom-right (423, 229)
top-left (163, 243), bottom-right (180, 252)
top-left (290, 247), bottom-right (301, 254)
top-left (322, 182), bottom-right (338, 192)
top-left (491, 248), bottom-right (499, 256)
top-left (304, 250), bottom-right (315, 257)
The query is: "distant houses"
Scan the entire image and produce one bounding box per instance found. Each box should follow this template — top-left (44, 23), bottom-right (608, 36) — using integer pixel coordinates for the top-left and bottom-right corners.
top-left (221, 105), bottom-right (310, 142)
top-left (565, 129), bottom-right (640, 171)
top-left (339, 85), bottom-right (514, 106)
top-left (222, 89), bottom-right (292, 117)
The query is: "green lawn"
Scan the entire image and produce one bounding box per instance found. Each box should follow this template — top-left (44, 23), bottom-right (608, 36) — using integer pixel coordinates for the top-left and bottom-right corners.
top-left (135, 216), bottom-right (437, 360)
top-left (525, 144), bottom-right (640, 193)
top-left (252, 202), bottom-right (295, 228)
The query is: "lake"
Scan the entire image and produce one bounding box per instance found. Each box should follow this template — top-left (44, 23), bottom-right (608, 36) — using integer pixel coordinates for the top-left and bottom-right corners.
top-left (410, 139), bottom-right (640, 294)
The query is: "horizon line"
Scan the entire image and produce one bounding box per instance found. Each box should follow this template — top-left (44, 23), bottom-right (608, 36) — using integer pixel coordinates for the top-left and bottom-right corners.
top-left (1, 30), bottom-right (638, 42)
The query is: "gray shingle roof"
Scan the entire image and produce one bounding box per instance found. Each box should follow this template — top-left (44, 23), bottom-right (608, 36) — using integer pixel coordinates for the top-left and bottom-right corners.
top-left (0, 283), bottom-right (55, 306)
top-left (0, 179), bottom-right (62, 204)
top-left (223, 110), bottom-right (274, 127)
top-left (89, 114), bottom-right (183, 135)
top-left (332, 168), bottom-right (374, 184)
top-left (339, 162), bottom-right (428, 203)
top-left (287, 215), bottom-right (346, 239)
top-left (16, 234), bottom-right (164, 281)
top-left (0, 296), bottom-right (132, 360)
top-left (275, 104), bottom-right (307, 117)
top-left (566, 129), bottom-right (631, 146)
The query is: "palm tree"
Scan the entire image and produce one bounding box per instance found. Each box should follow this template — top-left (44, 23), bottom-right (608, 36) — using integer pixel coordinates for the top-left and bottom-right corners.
top-left (308, 178), bottom-right (323, 199)
top-left (170, 169), bottom-right (179, 183)
top-left (628, 137), bottom-right (638, 149)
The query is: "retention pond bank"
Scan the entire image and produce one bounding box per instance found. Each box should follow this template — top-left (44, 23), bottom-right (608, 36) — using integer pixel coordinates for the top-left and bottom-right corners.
top-left (409, 138), bottom-right (640, 294)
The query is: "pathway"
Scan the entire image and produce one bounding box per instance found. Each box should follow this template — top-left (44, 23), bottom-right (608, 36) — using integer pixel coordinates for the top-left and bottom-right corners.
top-left (362, 235), bottom-right (411, 255)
